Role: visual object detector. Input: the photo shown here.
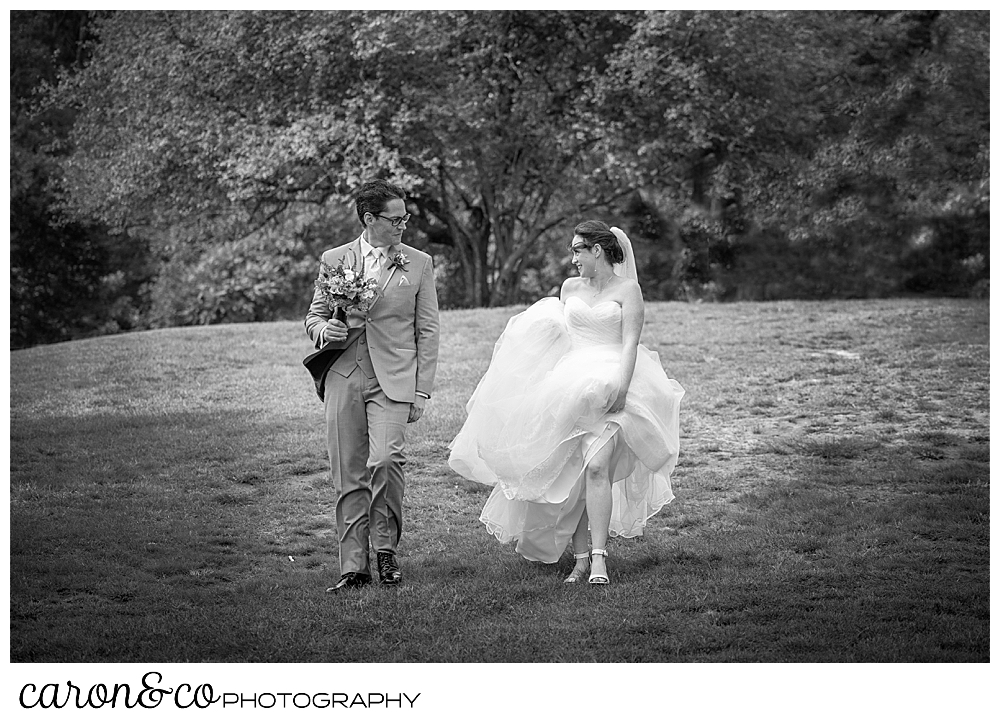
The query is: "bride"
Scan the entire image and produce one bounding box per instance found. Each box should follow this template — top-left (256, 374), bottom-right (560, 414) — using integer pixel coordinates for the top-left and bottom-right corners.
top-left (448, 221), bottom-right (684, 584)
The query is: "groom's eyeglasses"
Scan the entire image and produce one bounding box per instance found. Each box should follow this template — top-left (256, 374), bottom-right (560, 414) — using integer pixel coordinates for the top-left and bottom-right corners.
top-left (373, 213), bottom-right (411, 228)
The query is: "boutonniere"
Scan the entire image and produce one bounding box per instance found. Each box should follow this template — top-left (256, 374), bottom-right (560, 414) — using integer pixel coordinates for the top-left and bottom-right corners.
top-left (388, 251), bottom-right (410, 272)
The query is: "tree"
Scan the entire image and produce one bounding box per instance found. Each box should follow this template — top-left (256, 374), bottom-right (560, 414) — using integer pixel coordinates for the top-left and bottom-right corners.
top-left (593, 10), bottom-right (989, 298)
top-left (10, 10), bottom-right (153, 347)
top-left (50, 10), bottom-right (641, 308)
top-left (43, 10), bottom-right (988, 323)
top-left (359, 11), bottom-right (641, 306)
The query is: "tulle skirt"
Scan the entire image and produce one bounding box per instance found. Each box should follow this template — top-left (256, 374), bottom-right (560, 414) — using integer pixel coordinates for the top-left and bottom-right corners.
top-left (448, 298), bottom-right (684, 563)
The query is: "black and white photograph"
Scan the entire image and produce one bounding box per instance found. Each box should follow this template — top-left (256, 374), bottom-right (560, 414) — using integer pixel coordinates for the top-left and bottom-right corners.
top-left (7, 6), bottom-right (990, 720)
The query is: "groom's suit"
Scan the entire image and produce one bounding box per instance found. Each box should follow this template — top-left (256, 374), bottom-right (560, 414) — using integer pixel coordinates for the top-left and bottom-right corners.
top-left (305, 235), bottom-right (439, 577)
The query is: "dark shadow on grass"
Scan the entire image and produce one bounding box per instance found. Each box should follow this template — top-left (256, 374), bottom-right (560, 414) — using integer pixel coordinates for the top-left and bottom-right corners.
top-left (723, 437), bottom-right (989, 662)
top-left (10, 410), bottom-right (333, 663)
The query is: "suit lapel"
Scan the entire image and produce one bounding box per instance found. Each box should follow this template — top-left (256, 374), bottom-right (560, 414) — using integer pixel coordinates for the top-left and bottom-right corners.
top-left (378, 250), bottom-right (398, 292)
top-left (333, 237), bottom-right (364, 268)
top-left (353, 237), bottom-right (365, 270)
top-left (330, 237), bottom-right (368, 321)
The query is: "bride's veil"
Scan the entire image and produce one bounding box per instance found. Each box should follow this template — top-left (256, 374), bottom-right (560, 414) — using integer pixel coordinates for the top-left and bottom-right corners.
top-left (610, 226), bottom-right (639, 285)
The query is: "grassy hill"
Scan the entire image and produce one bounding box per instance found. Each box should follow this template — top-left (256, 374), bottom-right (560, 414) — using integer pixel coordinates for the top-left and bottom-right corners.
top-left (9, 299), bottom-right (989, 663)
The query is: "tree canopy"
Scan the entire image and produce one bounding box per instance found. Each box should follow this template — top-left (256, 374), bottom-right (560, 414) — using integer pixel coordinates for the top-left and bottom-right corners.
top-left (12, 10), bottom-right (989, 345)
top-left (52, 11), bottom-right (648, 306)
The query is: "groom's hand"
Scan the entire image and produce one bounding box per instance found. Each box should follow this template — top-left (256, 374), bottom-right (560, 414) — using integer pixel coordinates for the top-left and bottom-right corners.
top-left (407, 396), bottom-right (426, 423)
top-left (322, 319), bottom-right (348, 344)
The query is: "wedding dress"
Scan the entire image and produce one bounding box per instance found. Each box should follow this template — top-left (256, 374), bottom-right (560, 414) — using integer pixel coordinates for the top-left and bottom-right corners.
top-left (448, 293), bottom-right (685, 563)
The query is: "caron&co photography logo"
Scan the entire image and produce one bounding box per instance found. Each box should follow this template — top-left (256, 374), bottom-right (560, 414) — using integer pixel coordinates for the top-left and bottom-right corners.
top-left (18, 671), bottom-right (421, 711)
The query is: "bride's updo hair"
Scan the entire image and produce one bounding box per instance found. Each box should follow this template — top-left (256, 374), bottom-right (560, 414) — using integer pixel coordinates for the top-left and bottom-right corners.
top-left (573, 220), bottom-right (624, 265)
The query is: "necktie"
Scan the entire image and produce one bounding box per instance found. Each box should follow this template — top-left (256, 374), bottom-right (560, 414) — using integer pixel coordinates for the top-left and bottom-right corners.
top-left (369, 248), bottom-right (384, 282)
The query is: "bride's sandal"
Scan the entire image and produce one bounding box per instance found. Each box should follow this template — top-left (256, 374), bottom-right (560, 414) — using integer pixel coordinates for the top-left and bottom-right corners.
top-left (589, 548), bottom-right (609, 585)
top-left (563, 551), bottom-right (591, 584)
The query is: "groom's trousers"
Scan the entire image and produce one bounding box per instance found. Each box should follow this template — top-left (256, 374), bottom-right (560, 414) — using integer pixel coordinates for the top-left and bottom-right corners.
top-left (324, 333), bottom-right (409, 577)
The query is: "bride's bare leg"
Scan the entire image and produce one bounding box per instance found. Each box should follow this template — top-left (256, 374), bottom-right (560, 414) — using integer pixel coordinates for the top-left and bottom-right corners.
top-left (566, 510), bottom-right (590, 579)
top-left (585, 440), bottom-right (615, 580)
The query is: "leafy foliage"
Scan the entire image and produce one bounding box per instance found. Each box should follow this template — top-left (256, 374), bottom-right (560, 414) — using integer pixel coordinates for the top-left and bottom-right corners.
top-left (145, 204), bottom-right (355, 328)
top-left (595, 11), bottom-right (989, 299)
top-left (17, 10), bottom-right (989, 344)
top-left (10, 10), bottom-right (154, 348)
top-left (50, 11), bottom-right (642, 308)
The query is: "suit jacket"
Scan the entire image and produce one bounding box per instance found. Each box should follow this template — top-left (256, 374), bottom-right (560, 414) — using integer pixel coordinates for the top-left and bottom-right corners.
top-left (304, 236), bottom-right (439, 403)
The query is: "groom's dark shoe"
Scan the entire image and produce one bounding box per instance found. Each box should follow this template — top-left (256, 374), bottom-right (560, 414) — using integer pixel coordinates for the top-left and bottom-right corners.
top-left (325, 572), bottom-right (372, 593)
top-left (377, 552), bottom-right (402, 586)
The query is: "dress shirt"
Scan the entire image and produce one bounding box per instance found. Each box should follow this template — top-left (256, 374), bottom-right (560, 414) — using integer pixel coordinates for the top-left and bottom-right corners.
top-left (359, 236), bottom-right (385, 282)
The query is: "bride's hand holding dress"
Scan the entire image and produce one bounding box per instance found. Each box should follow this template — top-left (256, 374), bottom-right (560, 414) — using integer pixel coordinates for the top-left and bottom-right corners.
top-left (448, 224), bottom-right (684, 569)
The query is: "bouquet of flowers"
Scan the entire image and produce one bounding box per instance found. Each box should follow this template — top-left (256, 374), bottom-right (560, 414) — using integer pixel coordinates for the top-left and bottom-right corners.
top-left (314, 252), bottom-right (380, 324)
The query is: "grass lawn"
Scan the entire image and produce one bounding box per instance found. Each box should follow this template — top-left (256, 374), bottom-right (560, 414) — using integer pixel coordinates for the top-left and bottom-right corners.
top-left (9, 298), bottom-right (989, 666)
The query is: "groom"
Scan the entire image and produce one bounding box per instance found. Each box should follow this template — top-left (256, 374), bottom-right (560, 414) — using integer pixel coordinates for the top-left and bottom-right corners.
top-left (305, 179), bottom-right (439, 592)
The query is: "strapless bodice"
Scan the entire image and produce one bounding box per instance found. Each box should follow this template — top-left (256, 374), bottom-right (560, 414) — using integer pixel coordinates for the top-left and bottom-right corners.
top-left (564, 296), bottom-right (623, 349)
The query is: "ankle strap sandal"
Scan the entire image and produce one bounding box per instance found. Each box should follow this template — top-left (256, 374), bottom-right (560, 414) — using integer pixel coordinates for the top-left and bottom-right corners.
top-left (588, 548), bottom-right (609, 585)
